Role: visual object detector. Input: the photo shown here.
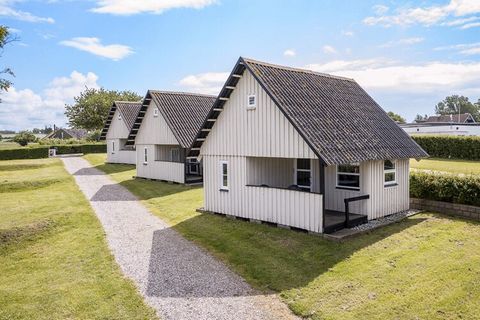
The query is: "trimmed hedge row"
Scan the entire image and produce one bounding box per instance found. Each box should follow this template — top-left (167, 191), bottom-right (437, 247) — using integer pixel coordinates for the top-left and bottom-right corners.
top-left (410, 171), bottom-right (480, 207)
top-left (0, 146), bottom-right (49, 160)
top-left (0, 144), bottom-right (106, 160)
top-left (412, 135), bottom-right (480, 160)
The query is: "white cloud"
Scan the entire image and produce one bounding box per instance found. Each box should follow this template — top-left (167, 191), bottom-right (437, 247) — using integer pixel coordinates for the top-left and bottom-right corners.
top-left (283, 49), bottom-right (296, 57)
top-left (380, 37), bottom-right (424, 48)
top-left (341, 30), bottom-right (354, 36)
top-left (442, 16), bottom-right (480, 26)
top-left (322, 45), bottom-right (337, 54)
top-left (434, 42), bottom-right (480, 55)
top-left (305, 58), bottom-right (480, 94)
top-left (0, 0), bottom-right (54, 23)
top-left (373, 4), bottom-right (389, 15)
top-left (0, 71), bottom-right (99, 130)
top-left (91, 0), bottom-right (217, 15)
top-left (60, 37), bottom-right (133, 61)
top-left (460, 21), bottom-right (480, 29)
top-left (364, 0), bottom-right (480, 28)
top-left (179, 72), bottom-right (229, 95)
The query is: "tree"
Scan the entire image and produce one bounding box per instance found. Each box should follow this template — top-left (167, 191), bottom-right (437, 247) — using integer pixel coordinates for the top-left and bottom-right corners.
top-left (13, 131), bottom-right (37, 146)
top-left (387, 111), bottom-right (406, 124)
top-left (414, 114), bottom-right (428, 122)
top-left (435, 95), bottom-right (480, 121)
top-left (0, 26), bottom-right (15, 95)
top-left (65, 88), bottom-right (142, 131)
top-left (86, 129), bottom-right (101, 141)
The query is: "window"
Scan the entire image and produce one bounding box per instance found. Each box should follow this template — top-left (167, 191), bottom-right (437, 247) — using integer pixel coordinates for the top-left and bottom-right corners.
top-left (219, 161), bottom-right (228, 190)
top-left (153, 108), bottom-right (159, 117)
top-left (143, 147), bottom-right (148, 164)
top-left (111, 141), bottom-right (115, 154)
top-left (118, 113), bottom-right (122, 120)
top-left (171, 148), bottom-right (180, 162)
top-left (337, 163), bottom-right (360, 190)
top-left (295, 159), bottom-right (311, 191)
top-left (188, 158), bottom-right (199, 174)
top-left (384, 160), bottom-right (396, 186)
top-left (247, 95), bottom-right (256, 109)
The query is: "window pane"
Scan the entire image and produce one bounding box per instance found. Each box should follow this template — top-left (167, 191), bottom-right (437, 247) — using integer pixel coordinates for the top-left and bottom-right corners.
top-left (222, 163), bottom-right (228, 175)
top-left (384, 160), bottom-right (395, 170)
top-left (222, 175), bottom-right (228, 187)
top-left (338, 174), bottom-right (360, 188)
top-left (385, 172), bottom-right (395, 183)
top-left (297, 171), bottom-right (311, 187)
top-left (338, 164), bottom-right (360, 174)
top-left (297, 159), bottom-right (310, 170)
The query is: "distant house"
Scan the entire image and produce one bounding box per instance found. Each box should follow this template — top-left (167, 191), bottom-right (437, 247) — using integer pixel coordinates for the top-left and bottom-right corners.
top-left (44, 128), bottom-right (88, 140)
top-left (100, 101), bottom-right (142, 164)
top-left (126, 90), bottom-right (215, 184)
top-left (402, 113), bottom-right (480, 136)
top-left (189, 57), bottom-right (428, 234)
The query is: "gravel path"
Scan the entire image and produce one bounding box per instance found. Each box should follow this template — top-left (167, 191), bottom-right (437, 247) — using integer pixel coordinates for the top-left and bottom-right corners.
top-left (62, 156), bottom-right (297, 320)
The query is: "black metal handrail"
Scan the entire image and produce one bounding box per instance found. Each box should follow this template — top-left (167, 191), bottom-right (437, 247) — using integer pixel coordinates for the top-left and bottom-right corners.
top-left (344, 195), bottom-right (370, 227)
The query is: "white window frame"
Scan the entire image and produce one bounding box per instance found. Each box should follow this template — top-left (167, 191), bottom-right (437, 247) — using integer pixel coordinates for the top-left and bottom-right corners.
top-left (171, 148), bottom-right (180, 162)
top-left (384, 160), bottom-right (397, 186)
top-left (188, 158), bottom-right (199, 174)
top-left (336, 163), bottom-right (360, 190)
top-left (294, 159), bottom-right (311, 191)
top-left (118, 113), bottom-right (122, 120)
top-left (143, 147), bottom-right (148, 165)
top-left (219, 160), bottom-right (229, 190)
top-left (247, 94), bottom-right (256, 110)
top-left (111, 141), bottom-right (115, 154)
top-left (153, 108), bottom-right (159, 117)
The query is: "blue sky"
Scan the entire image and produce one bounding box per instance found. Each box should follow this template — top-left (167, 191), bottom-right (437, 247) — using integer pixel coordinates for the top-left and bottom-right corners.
top-left (1, 0), bottom-right (480, 130)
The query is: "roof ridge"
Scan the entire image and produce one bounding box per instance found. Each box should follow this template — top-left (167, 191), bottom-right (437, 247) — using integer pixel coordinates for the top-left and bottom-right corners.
top-left (148, 90), bottom-right (217, 98)
top-left (114, 100), bottom-right (142, 104)
top-left (241, 57), bottom-right (356, 82)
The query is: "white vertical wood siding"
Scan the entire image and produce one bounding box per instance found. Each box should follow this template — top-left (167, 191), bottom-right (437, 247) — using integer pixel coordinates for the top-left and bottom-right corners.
top-left (364, 159), bottom-right (410, 219)
top-left (201, 70), bottom-right (316, 159)
top-left (106, 109), bottom-right (130, 139)
top-left (317, 159), bottom-right (409, 218)
top-left (135, 100), bottom-right (179, 145)
top-left (106, 139), bottom-right (136, 164)
top-left (136, 144), bottom-right (185, 183)
top-left (203, 155), bottom-right (323, 233)
top-left (246, 157), bottom-right (293, 187)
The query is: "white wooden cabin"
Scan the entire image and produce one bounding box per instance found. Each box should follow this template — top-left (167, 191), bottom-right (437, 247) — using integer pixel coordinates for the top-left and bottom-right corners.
top-left (125, 90), bottom-right (215, 184)
top-left (189, 58), bottom-right (428, 234)
top-left (100, 101), bottom-right (142, 164)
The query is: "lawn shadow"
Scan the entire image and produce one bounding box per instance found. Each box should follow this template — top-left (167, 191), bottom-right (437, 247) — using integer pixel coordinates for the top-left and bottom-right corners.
top-left (118, 179), bottom-right (201, 201)
top-left (74, 167), bottom-right (105, 176)
top-left (145, 212), bottom-right (427, 298)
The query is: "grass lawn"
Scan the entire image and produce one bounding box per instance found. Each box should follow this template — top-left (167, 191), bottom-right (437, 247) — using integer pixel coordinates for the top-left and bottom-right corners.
top-left (0, 158), bottom-right (157, 320)
top-left (411, 157), bottom-right (480, 175)
top-left (85, 153), bottom-right (480, 320)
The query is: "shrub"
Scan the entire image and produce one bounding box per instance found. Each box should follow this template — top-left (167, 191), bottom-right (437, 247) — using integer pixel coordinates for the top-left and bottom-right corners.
top-left (410, 171), bottom-right (480, 206)
top-left (12, 131), bottom-right (38, 146)
top-left (86, 130), bottom-right (101, 142)
top-left (412, 135), bottom-right (480, 160)
top-left (0, 146), bottom-right (49, 160)
top-left (53, 144), bottom-right (106, 155)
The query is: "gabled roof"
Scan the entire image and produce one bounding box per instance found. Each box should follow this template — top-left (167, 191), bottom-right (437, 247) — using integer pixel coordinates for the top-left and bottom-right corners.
top-left (44, 128), bottom-right (88, 140)
top-left (189, 57), bottom-right (428, 165)
top-left (426, 113), bottom-right (475, 123)
top-left (100, 101), bottom-right (142, 140)
top-left (126, 91), bottom-right (215, 148)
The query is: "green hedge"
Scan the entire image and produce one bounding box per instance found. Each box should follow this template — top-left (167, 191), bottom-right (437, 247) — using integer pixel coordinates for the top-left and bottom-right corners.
top-left (410, 171), bottom-right (480, 206)
top-left (0, 144), bottom-right (106, 160)
top-left (0, 146), bottom-right (49, 160)
top-left (412, 135), bottom-right (480, 160)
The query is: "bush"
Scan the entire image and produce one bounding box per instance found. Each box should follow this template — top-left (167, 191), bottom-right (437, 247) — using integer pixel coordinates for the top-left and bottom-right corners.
top-left (86, 130), bottom-right (101, 142)
top-left (12, 131), bottom-right (38, 146)
top-left (53, 144), bottom-right (106, 155)
top-left (410, 171), bottom-right (480, 206)
top-left (0, 146), bottom-right (49, 160)
top-left (38, 138), bottom-right (86, 145)
top-left (412, 135), bottom-right (480, 160)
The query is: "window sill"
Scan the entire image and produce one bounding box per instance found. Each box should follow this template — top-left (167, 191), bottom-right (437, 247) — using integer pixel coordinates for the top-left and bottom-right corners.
top-left (246, 106), bottom-right (256, 110)
top-left (143, 162), bottom-right (148, 165)
top-left (336, 186), bottom-right (360, 191)
top-left (219, 188), bottom-right (229, 192)
top-left (384, 183), bottom-right (398, 188)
